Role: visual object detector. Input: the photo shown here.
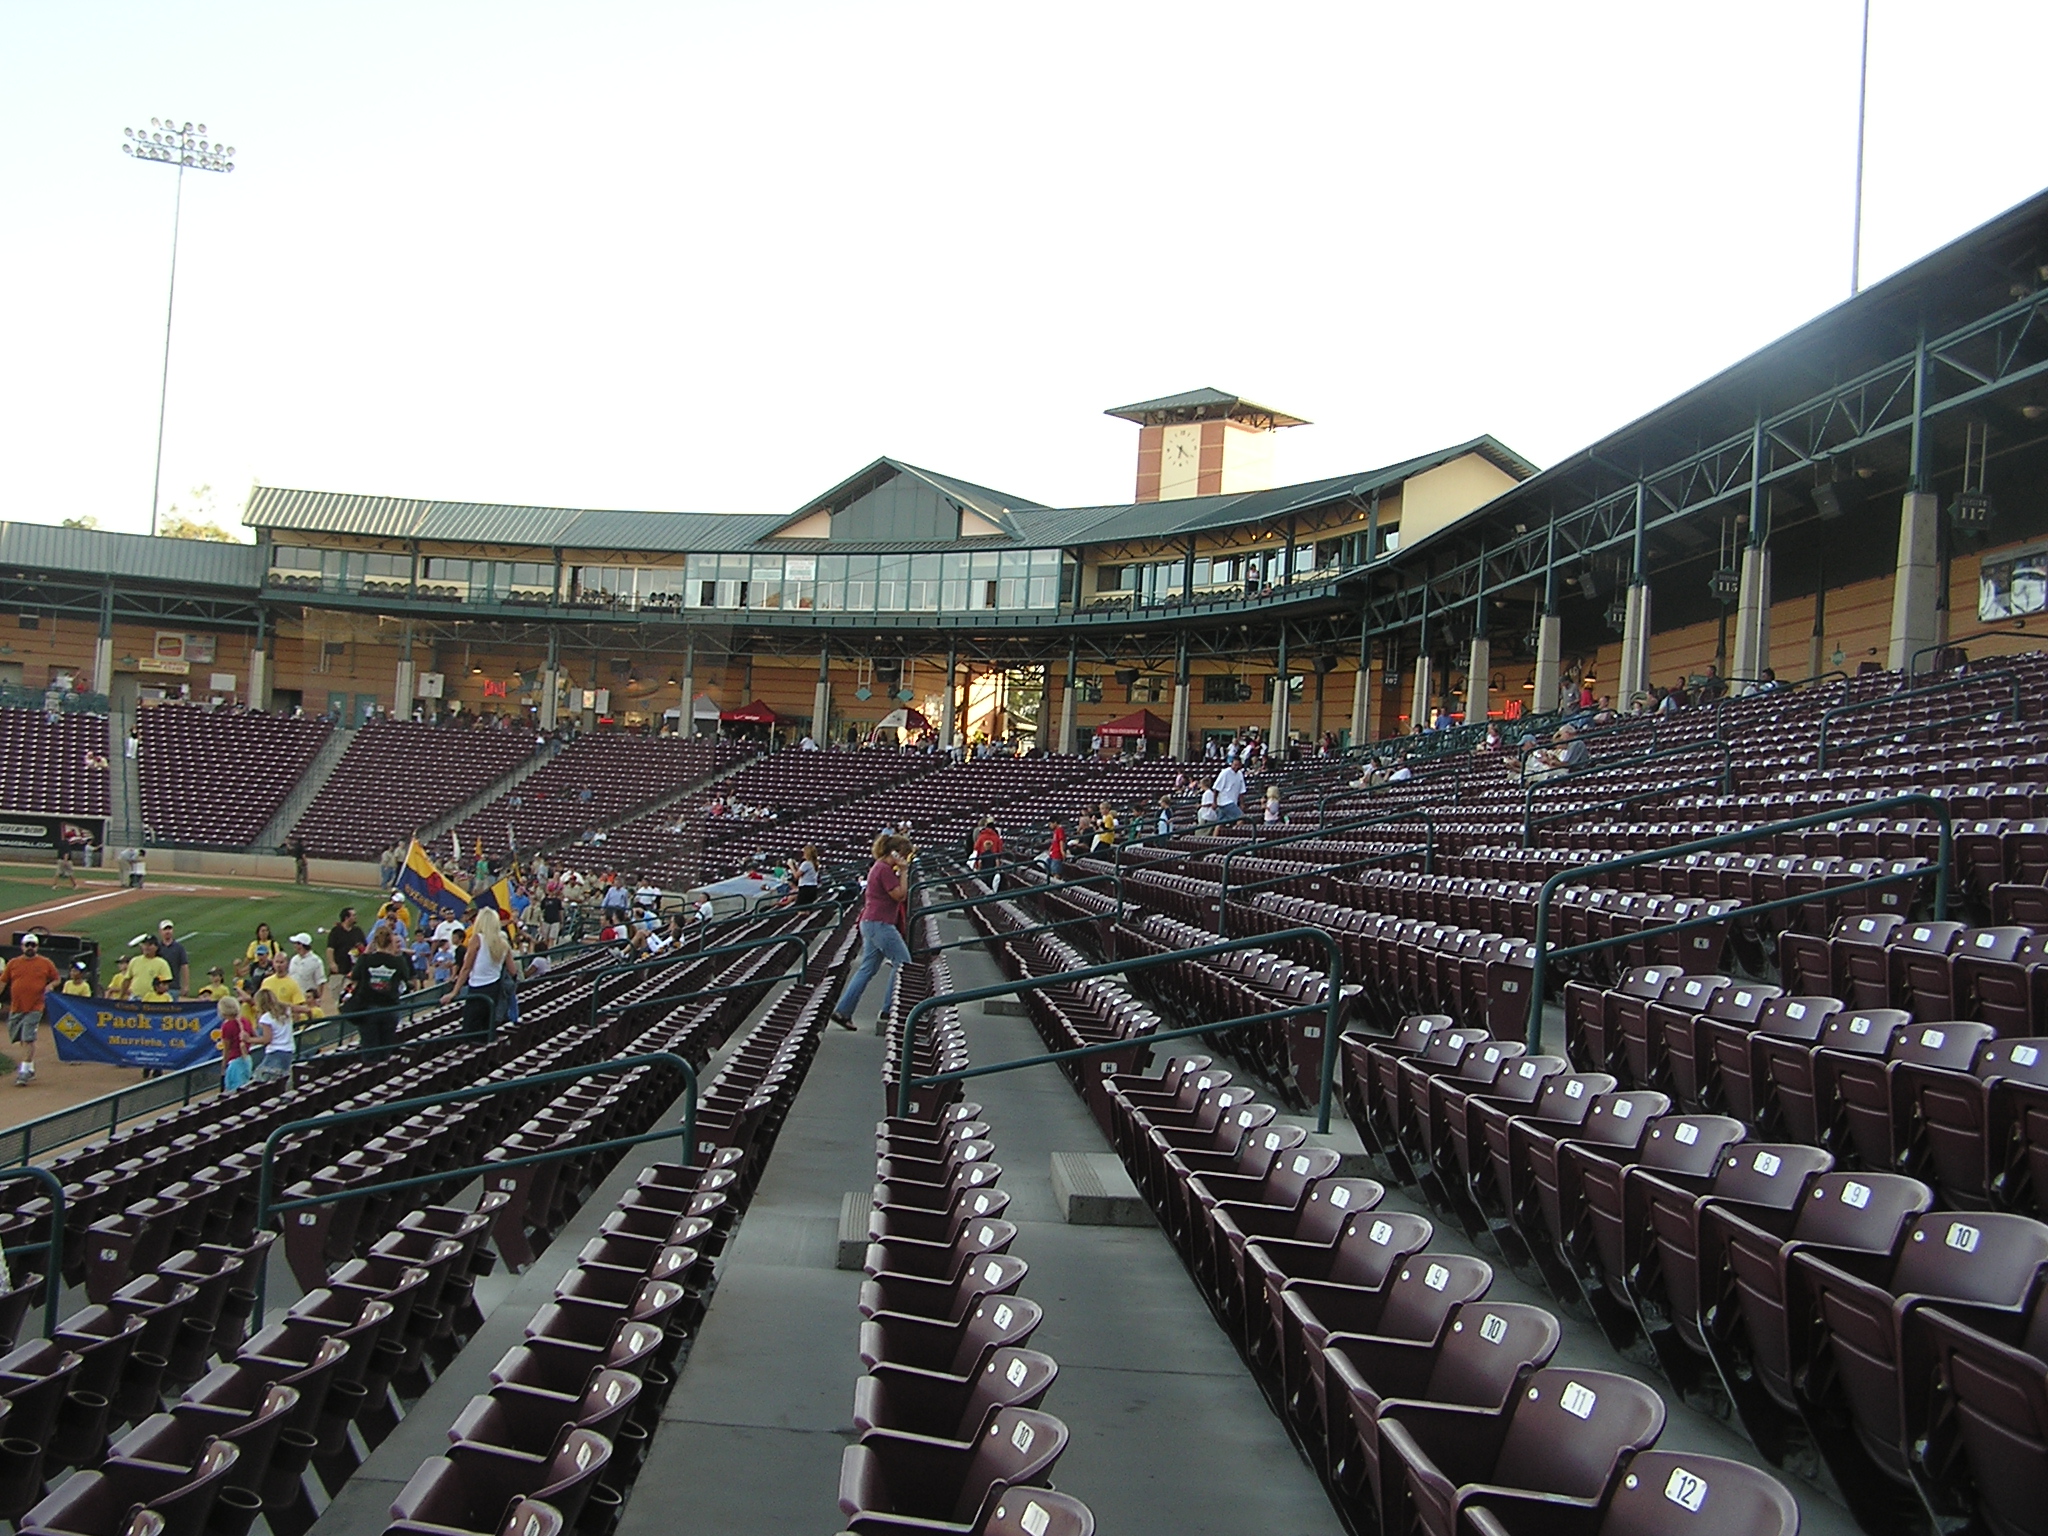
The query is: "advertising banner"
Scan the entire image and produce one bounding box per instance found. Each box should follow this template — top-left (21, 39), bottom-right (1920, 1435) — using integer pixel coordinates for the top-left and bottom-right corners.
top-left (45, 994), bottom-right (221, 1070)
top-left (0, 813), bottom-right (106, 855)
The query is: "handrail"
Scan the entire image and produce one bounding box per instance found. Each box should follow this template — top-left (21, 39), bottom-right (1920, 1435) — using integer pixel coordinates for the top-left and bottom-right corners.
top-left (904, 867), bottom-right (1122, 957)
top-left (1908, 626), bottom-right (2035, 682)
top-left (1315, 758), bottom-right (1465, 821)
top-left (1218, 809), bottom-right (1435, 933)
top-left (253, 1050), bottom-right (698, 1320)
top-left (585, 929), bottom-right (818, 1026)
top-left (1217, 842), bottom-right (1429, 912)
top-left (1518, 737), bottom-right (1732, 847)
top-left (0, 1166), bottom-right (65, 1338)
top-left (1523, 793), bottom-right (1953, 1050)
top-left (1816, 668), bottom-right (2022, 768)
top-left (895, 924), bottom-right (1346, 1131)
top-left (1521, 771), bottom-right (1735, 848)
top-left (906, 870), bottom-right (1122, 929)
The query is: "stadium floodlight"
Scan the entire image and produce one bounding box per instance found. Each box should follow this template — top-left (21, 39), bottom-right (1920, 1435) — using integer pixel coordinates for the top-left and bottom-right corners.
top-left (120, 116), bottom-right (236, 537)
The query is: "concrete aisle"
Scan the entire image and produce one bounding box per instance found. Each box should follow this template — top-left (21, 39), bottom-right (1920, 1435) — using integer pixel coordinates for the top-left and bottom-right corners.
top-left (617, 1020), bottom-right (883, 1536)
top-left (623, 938), bottom-right (1344, 1535)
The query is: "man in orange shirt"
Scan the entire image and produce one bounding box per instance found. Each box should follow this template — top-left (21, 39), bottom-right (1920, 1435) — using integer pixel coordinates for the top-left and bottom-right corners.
top-left (2, 935), bottom-right (61, 1087)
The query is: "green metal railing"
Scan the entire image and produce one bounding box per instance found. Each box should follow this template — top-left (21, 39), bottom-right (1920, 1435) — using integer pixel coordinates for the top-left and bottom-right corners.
top-left (1522, 793), bottom-right (1953, 1050)
top-left (894, 925), bottom-right (1347, 1131)
top-left (1816, 668), bottom-right (2022, 768)
top-left (1908, 627), bottom-right (2036, 682)
top-left (1517, 737), bottom-right (1734, 849)
top-left (253, 1050), bottom-right (698, 1319)
top-left (0, 1166), bottom-right (66, 1338)
top-left (1215, 808), bottom-right (1435, 934)
top-left (905, 870), bottom-right (1124, 957)
top-left (585, 930), bottom-right (817, 1027)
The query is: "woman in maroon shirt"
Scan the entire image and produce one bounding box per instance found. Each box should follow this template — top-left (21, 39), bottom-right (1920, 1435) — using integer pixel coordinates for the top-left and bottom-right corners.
top-left (830, 834), bottom-right (912, 1030)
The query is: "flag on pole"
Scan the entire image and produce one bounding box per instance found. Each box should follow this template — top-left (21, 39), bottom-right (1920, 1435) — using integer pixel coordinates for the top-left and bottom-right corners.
top-left (397, 839), bottom-right (471, 927)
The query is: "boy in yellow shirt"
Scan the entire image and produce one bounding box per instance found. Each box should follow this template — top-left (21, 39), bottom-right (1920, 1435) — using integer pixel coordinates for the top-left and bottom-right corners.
top-left (60, 961), bottom-right (92, 997)
top-left (127, 935), bottom-right (173, 1003)
top-left (194, 967), bottom-right (233, 1002)
top-left (257, 955), bottom-right (311, 1023)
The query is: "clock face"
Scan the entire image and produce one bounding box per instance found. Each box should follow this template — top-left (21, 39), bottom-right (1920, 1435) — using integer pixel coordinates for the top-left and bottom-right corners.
top-left (1167, 436), bottom-right (1198, 468)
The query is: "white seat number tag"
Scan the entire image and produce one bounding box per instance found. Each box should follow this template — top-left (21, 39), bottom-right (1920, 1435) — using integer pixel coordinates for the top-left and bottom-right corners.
top-left (1753, 1151), bottom-right (1781, 1176)
top-left (1948, 1222), bottom-right (1982, 1253)
top-left (1424, 1263), bottom-right (1450, 1291)
top-left (1330, 1186), bottom-right (1351, 1208)
top-left (1664, 1466), bottom-right (1709, 1512)
top-left (1007, 1356), bottom-right (1030, 1387)
top-left (1369, 1219), bottom-right (1394, 1245)
top-left (1560, 1381), bottom-right (1598, 1419)
top-left (1612, 1099), bottom-right (1633, 1119)
top-left (1842, 1181), bottom-right (1871, 1209)
top-left (1480, 1313), bottom-right (1508, 1344)
top-left (1674, 1122), bottom-right (1699, 1146)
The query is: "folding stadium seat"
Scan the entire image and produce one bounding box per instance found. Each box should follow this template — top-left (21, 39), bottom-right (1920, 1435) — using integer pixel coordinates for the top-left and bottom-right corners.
top-left (861, 1218), bottom-right (1018, 1293)
top-left (1457, 1450), bottom-right (1799, 1536)
top-left (836, 1405), bottom-right (1067, 1536)
top-left (1793, 1212), bottom-right (2048, 1501)
top-left (1566, 968), bottom-right (1683, 1084)
top-left (857, 1254), bottom-right (1028, 1327)
top-left (856, 1295), bottom-right (1042, 1381)
top-left (1205, 1176), bottom-right (1383, 1347)
top-left (1626, 1142), bottom-right (1833, 1394)
top-left (1503, 1088), bottom-right (1668, 1306)
top-left (446, 1369), bottom-right (640, 1456)
top-left (21, 1438), bottom-right (239, 1536)
top-left (167, 1370), bottom-right (299, 1501)
top-left (971, 1489), bottom-right (1094, 1536)
top-left (1322, 1299), bottom-right (1559, 1531)
top-left (1182, 1145), bottom-right (1342, 1301)
top-left (390, 1428), bottom-right (611, 1534)
top-left (1375, 1365), bottom-right (1666, 1536)
top-left (1277, 1253), bottom-right (1490, 1482)
top-left (850, 1346), bottom-right (1057, 1444)
top-left (1694, 1171), bottom-right (1932, 1456)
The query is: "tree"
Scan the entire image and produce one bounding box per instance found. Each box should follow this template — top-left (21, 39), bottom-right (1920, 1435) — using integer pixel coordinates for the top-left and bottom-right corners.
top-left (158, 484), bottom-right (241, 542)
top-left (59, 516), bottom-right (98, 530)
top-left (158, 515), bottom-right (239, 543)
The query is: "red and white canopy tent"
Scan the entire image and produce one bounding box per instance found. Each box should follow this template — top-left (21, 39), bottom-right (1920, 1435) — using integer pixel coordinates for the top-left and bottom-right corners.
top-left (1096, 708), bottom-right (1169, 741)
top-left (718, 700), bottom-right (784, 725)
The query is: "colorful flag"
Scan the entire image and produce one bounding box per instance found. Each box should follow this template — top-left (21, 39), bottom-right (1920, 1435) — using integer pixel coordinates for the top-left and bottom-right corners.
top-left (397, 839), bottom-right (471, 927)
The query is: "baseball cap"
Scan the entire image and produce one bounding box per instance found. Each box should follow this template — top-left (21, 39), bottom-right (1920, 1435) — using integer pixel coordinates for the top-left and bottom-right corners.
top-left (20, 934), bottom-right (37, 947)
top-left (157, 919), bottom-right (174, 930)
top-left (71, 959), bottom-right (86, 971)
top-left (289, 932), bottom-right (314, 945)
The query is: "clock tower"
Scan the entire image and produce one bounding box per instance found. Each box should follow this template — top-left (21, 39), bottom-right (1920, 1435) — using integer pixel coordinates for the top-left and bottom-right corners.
top-left (1107, 388), bottom-right (1308, 503)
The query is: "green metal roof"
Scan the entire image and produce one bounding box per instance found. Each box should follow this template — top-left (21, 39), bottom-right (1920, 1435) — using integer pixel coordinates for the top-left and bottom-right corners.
top-left (243, 436), bottom-right (1530, 558)
top-left (1104, 388), bottom-right (1310, 428)
top-left (0, 521), bottom-right (262, 587)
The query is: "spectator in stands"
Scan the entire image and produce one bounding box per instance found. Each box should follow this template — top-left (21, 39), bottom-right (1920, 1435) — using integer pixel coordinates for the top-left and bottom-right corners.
top-left (245, 922), bottom-right (280, 981)
top-left (452, 904), bottom-right (517, 1039)
top-left (1093, 803), bottom-right (1118, 851)
top-left (1388, 754), bottom-right (1414, 783)
top-left (538, 885), bottom-right (565, 944)
top-left (3, 935), bottom-right (59, 1087)
top-left (1658, 683), bottom-right (1682, 715)
top-left (601, 879), bottom-right (631, 928)
top-left (250, 998), bottom-right (294, 1084)
top-left (1577, 681), bottom-right (1596, 711)
top-left (1212, 756), bottom-right (1247, 822)
top-left (830, 833), bottom-right (912, 1031)
top-left (799, 733), bottom-right (818, 751)
top-left (330, 907), bottom-right (366, 982)
top-left (1157, 796), bottom-right (1173, 838)
top-left (796, 847), bottom-right (820, 905)
top-left (429, 940), bottom-right (457, 987)
top-left (1198, 788), bottom-right (1219, 824)
top-left (1694, 663), bottom-right (1728, 704)
top-left (344, 924), bottom-right (414, 1052)
top-left (1520, 723), bottom-right (1590, 781)
top-left (1047, 819), bottom-right (1067, 877)
top-left (215, 996), bottom-right (253, 1091)
top-left (155, 920), bottom-right (190, 1000)
top-left (1755, 667), bottom-right (1784, 693)
top-left (286, 934), bottom-right (329, 1014)
top-left (972, 820), bottom-right (1003, 874)
top-left (1481, 722), bottom-right (1506, 754)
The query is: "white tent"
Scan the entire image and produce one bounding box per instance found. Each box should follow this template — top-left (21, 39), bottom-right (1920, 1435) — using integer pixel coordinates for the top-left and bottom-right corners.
top-left (691, 693), bottom-right (722, 721)
top-left (873, 706), bottom-right (934, 733)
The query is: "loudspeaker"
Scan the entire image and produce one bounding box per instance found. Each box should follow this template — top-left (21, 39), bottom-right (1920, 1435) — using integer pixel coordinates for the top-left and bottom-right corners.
top-left (1813, 482), bottom-right (1844, 520)
top-left (1313, 655), bottom-right (1340, 674)
top-left (1576, 569), bottom-right (1600, 602)
top-left (1114, 668), bottom-right (1139, 686)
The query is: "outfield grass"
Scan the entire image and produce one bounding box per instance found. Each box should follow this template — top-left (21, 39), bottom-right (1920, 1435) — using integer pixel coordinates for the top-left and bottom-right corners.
top-left (1, 870), bottom-right (374, 992)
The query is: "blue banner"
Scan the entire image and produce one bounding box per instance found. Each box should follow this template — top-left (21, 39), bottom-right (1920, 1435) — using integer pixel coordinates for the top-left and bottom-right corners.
top-left (45, 994), bottom-right (222, 1070)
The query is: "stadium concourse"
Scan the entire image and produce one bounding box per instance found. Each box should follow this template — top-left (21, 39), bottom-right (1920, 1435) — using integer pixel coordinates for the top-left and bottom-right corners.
top-left (12, 192), bottom-right (2048, 1536)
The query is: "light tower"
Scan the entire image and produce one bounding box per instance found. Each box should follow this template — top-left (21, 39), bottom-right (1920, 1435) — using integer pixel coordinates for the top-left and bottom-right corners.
top-left (121, 117), bottom-right (235, 536)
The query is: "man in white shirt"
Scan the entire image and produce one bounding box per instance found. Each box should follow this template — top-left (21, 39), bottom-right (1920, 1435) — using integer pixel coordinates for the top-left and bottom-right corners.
top-left (287, 932), bottom-right (330, 1011)
top-left (1212, 760), bottom-right (1247, 823)
top-left (799, 734), bottom-right (818, 751)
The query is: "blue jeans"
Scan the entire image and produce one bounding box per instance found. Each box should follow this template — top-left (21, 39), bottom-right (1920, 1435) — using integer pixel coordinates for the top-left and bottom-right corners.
top-left (839, 920), bottom-right (912, 1018)
top-left (1217, 802), bottom-right (1244, 822)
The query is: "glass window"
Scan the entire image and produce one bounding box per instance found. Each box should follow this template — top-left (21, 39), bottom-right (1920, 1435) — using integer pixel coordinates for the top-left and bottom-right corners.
top-left (1382, 528), bottom-right (1401, 554)
top-left (1125, 675), bottom-right (1169, 704)
top-left (1075, 677), bottom-right (1102, 704)
top-left (715, 554), bottom-right (750, 609)
top-left (843, 554), bottom-right (877, 612)
top-left (1262, 674), bottom-right (1307, 703)
top-left (1095, 565), bottom-right (1123, 594)
top-left (1203, 674), bottom-right (1249, 705)
top-left (1028, 550), bottom-right (1060, 610)
top-left (751, 558), bottom-right (783, 609)
top-left (970, 552), bottom-right (1000, 609)
top-left (684, 555), bottom-right (714, 608)
top-left (997, 551), bottom-right (1030, 609)
top-left (908, 554), bottom-right (941, 612)
top-left (941, 551), bottom-right (971, 612)
top-left (876, 555), bottom-right (909, 611)
top-left (811, 554), bottom-right (845, 612)
top-left (421, 557), bottom-right (469, 584)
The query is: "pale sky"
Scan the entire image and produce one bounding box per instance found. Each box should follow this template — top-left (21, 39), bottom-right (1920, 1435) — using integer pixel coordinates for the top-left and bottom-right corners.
top-left (2, 2), bottom-right (2044, 538)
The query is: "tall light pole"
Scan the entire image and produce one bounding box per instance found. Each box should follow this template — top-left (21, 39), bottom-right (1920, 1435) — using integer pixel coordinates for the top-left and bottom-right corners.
top-left (1851, 0), bottom-right (1871, 295)
top-left (122, 118), bottom-right (234, 537)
